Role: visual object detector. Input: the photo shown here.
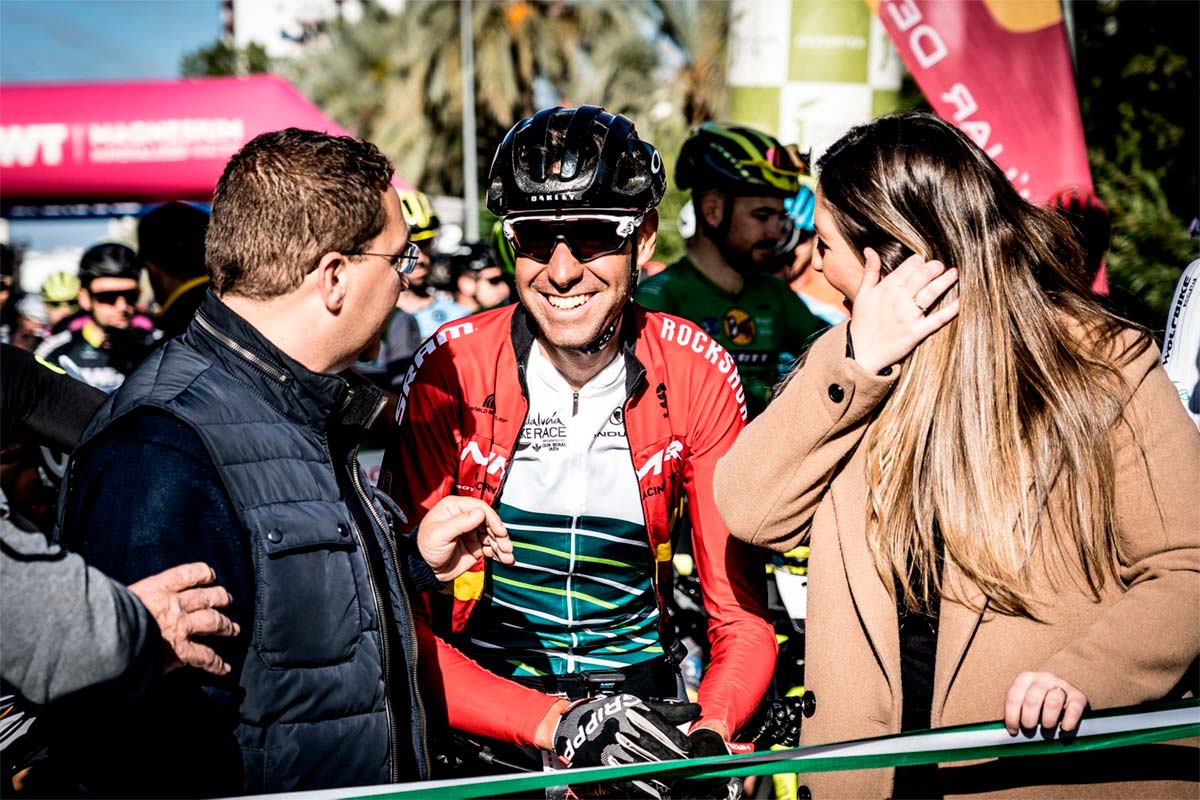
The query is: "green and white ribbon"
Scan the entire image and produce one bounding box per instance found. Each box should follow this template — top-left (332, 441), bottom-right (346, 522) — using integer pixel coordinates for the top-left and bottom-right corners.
top-left (236, 699), bottom-right (1198, 800)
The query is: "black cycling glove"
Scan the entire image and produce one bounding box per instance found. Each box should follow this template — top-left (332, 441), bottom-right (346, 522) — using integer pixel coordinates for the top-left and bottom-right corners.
top-left (554, 694), bottom-right (699, 799)
top-left (740, 695), bottom-right (808, 749)
top-left (678, 728), bottom-right (742, 800)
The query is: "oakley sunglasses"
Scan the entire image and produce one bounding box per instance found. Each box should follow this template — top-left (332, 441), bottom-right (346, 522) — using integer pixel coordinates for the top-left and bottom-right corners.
top-left (502, 213), bottom-right (643, 264)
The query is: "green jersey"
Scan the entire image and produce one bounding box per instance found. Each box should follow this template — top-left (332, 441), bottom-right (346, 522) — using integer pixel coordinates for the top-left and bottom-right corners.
top-left (636, 256), bottom-right (826, 416)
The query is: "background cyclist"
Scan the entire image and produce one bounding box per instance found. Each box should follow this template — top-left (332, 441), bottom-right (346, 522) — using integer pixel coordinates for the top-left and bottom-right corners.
top-left (637, 122), bottom-right (825, 418)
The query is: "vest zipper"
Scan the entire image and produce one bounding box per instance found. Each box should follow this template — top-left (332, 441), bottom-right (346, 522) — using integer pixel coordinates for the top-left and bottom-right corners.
top-left (194, 312), bottom-right (289, 384)
top-left (350, 444), bottom-right (430, 778)
top-left (323, 435), bottom-right (400, 784)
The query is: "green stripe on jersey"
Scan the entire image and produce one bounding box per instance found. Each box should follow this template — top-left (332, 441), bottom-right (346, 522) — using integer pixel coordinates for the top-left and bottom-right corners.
top-left (466, 503), bottom-right (662, 676)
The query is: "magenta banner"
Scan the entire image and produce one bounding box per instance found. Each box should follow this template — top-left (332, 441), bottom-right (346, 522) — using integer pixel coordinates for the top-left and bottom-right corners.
top-left (0, 75), bottom-right (405, 203)
top-left (874, 0), bottom-right (1092, 205)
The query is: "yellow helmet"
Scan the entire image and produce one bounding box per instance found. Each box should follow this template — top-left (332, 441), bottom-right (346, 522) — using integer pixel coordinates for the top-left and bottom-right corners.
top-left (397, 190), bottom-right (440, 243)
top-left (41, 271), bottom-right (81, 304)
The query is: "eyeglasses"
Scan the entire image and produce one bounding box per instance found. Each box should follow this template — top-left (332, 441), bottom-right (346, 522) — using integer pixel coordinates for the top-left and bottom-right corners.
top-left (344, 240), bottom-right (421, 275)
top-left (91, 289), bottom-right (140, 306)
top-left (502, 213), bottom-right (643, 264)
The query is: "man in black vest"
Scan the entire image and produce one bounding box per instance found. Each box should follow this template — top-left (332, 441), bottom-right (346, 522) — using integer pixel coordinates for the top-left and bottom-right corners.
top-left (51, 129), bottom-right (518, 796)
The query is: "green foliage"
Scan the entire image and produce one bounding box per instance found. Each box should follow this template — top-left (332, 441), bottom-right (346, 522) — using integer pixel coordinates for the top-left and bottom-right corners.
top-left (180, 41), bottom-right (271, 77)
top-left (1072, 0), bottom-right (1199, 326)
top-left (1093, 152), bottom-right (1197, 328)
top-left (284, 0), bottom-right (729, 264)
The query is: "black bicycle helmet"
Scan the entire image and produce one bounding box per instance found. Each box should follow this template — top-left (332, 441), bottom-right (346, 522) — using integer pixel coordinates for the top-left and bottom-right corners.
top-left (675, 121), bottom-right (802, 198)
top-left (486, 105), bottom-right (666, 216)
top-left (449, 241), bottom-right (494, 277)
top-left (78, 242), bottom-right (139, 287)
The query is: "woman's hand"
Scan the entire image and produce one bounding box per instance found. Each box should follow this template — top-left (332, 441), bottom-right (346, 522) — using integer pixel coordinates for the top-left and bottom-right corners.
top-left (848, 249), bottom-right (960, 374)
top-left (1004, 671), bottom-right (1089, 735)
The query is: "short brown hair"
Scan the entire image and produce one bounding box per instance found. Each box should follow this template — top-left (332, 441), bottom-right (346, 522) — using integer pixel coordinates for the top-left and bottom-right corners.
top-left (206, 128), bottom-right (395, 299)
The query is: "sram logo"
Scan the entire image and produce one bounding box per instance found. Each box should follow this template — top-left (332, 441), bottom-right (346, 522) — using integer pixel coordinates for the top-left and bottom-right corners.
top-left (395, 321), bottom-right (477, 423)
top-left (636, 440), bottom-right (683, 481)
top-left (460, 441), bottom-right (507, 476)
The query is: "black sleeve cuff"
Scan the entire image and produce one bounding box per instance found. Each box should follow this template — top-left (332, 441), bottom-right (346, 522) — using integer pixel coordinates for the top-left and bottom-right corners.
top-left (400, 530), bottom-right (445, 593)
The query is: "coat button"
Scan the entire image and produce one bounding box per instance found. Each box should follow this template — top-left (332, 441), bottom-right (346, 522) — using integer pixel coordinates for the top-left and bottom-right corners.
top-left (797, 787), bottom-right (812, 799)
top-left (337, 523), bottom-right (349, 538)
top-left (801, 690), bottom-right (816, 717)
top-left (266, 529), bottom-right (283, 544)
top-left (827, 384), bottom-right (844, 403)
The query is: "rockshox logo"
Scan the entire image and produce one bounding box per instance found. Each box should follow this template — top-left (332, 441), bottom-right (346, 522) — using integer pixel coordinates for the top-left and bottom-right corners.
top-left (657, 318), bottom-right (748, 421)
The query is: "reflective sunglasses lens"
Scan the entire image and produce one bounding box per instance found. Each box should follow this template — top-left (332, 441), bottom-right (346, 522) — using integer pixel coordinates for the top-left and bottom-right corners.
top-left (565, 219), bottom-right (629, 261)
top-left (508, 221), bottom-right (559, 263)
top-left (509, 219), bottom-right (629, 263)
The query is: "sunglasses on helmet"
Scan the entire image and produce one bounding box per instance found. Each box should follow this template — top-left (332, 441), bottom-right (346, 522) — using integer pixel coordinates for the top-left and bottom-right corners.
top-left (502, 213), bottom-right (643, 264)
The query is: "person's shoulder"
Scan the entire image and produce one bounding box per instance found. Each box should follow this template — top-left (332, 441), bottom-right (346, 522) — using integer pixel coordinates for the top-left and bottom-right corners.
top-left (635, 308), bottom-right (747, 419)
top-left (637, 259), bottom-right (691, 297)
top-left (416, 304), bottom-right (514, 367)
top-left (93, 407), bottom-right (207, 457)
top-left (35, 328), bottom-right (76, 359)
top-left (635, 307), bottom-right (733, 373)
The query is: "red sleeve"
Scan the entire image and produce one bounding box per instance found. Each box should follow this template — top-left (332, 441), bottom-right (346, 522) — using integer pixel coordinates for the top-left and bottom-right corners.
top-left (379, 341), bottom-right (461, 528)
top-left (414, 616), bottom-right (559, 746)
top-left (684, 352), bottom-right (778, 736)
top-left (383, 336), bottom-right (561, 747)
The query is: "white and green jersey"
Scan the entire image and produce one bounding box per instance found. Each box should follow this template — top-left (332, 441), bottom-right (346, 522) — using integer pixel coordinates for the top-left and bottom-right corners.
top-left (465, 341), bottom-right (663, 678)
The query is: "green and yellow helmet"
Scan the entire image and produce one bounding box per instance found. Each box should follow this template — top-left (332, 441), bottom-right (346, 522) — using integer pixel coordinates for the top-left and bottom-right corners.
top-left (675, 122), bottom-right (803, 198)
top-left (41, 271), bottom-right (81, 304)
top-left (398, 189), bottom-right (440, 243)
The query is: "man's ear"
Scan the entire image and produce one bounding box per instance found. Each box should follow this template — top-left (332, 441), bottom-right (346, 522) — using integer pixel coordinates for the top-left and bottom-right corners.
top-left (314, 251), bottom-right (350, 312)
top-left (698, 189), bottom-right (725, 229)
top-left (78, 288), bottom-right (93, 313)
top-left (636, 210), bottom-right (659, 267)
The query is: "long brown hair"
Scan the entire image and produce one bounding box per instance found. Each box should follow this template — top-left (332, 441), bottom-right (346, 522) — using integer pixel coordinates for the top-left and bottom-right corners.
top-left (816, 113), bottom-right (1150, 617)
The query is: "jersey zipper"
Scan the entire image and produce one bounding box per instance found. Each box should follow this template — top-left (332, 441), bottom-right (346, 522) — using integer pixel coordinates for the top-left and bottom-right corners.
top-left (491, 363), bottom-right (531, 508)
top-left (350, 444), bottom-right (430, 778)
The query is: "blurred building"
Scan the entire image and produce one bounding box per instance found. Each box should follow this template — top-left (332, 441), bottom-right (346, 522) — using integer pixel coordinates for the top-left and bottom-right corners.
top-left (224, 0), bottom-right (406, 58)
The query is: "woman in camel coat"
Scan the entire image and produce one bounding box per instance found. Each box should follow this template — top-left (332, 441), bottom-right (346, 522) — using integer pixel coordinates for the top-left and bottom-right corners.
top-left (714, 113), bottom-right (1199, 799)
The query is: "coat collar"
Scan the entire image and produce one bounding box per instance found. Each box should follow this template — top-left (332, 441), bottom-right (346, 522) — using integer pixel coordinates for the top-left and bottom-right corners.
top-left (186, 290), bottom-right (384, 432)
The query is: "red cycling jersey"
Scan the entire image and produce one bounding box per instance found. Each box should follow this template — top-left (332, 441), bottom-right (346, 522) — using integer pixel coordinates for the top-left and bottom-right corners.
top-left (380, 303), bottom-right (776, 737)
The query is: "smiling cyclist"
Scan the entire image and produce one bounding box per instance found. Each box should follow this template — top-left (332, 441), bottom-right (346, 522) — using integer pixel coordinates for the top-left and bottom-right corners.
top-left (380, 106), bottom-right (776, 796)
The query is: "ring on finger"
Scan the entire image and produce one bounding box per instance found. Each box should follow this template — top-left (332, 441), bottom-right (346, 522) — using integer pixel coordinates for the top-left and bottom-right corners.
top-left (914, 297), bottom-right (928, 312)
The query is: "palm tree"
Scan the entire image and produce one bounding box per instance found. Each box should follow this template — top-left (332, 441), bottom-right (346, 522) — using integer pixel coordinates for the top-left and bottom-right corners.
top-left (289, 0), bottom-right (711, 196)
